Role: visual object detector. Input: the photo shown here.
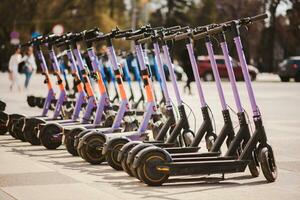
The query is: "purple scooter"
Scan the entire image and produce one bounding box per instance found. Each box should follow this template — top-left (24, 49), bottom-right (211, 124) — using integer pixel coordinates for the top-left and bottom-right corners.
top-left (132, 13), bottom-right (277, 186)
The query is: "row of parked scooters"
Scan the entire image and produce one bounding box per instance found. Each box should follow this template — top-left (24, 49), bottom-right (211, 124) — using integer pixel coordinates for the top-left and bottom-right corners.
top-left (0, 13), bottom-right (277, 186)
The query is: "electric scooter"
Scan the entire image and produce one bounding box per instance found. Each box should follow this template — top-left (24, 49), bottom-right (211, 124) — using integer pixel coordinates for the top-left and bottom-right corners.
top-left (119, 25), bottom-right (240, 178)
top-left (132, 13), bottom-right (277, 186)
top-left (116, 26), bottom-right (200, 176)
top-left (0, 36), bottom-right (59, 143)
top-left (76, 26), bottom-right (171, 168)
top-left (123, 24), bottom-right (254, 179)
top-left (38, 30), bottom-right (118, 150)
top-left (99, 26), bottom-right (195, 170)
top-left (15, 33), bottom-right (94, 146)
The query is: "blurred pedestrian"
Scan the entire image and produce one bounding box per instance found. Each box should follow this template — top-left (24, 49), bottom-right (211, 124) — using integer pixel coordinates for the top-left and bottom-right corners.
top-left (8, 46), bottom-right (22, 91)
top-left (23, 47), bottom-right (37, 89)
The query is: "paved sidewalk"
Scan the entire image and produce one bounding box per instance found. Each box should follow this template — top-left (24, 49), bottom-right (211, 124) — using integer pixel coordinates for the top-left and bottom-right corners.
top-left (0, 73), bottom-right (300, 200)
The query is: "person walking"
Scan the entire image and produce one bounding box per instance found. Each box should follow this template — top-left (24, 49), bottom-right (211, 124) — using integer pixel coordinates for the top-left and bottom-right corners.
top-left (8, 46), bottom-right (22, 92)
top-left (23, 46), bottom-right (37, 89)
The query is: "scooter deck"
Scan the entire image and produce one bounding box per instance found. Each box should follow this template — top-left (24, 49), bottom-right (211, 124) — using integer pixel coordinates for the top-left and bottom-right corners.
top-left (105, 130), bottom-right (151, 141)
top-left (165, 147), bottom-right (201, 154)
top-left (63, 123), bottom-right (103, 131)
top-left (143, 141), bottom-right (177, 148)
top-left (172, 155), bottom-right (235, 162)
top-left (164, 159), bottom-right (249, 176)
top-left (171, 151), bottom-right (221, 158)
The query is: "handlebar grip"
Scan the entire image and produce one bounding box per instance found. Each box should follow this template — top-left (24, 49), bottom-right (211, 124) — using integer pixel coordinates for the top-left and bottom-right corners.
top-left (250, 13), bottom-right (268, 22)
top-left (174, 32), bottom-right (190, 41)
top-left (138, 36), bottom-right (152, 44)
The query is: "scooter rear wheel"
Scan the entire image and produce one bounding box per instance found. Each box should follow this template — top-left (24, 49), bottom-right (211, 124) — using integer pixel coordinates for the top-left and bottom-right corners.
top-left (0, 125), bottom-right (7, 135)
top-left (106, 139), bottom-right (129, 170)
top-left (40, 124), bottom-right (62, 149)
top-left (23, 118), bottom-right (43, 145)
top-left (12, 117), bottom-right (27, 142)
top-left (27, 96), bottom-right (36, 107)
top-left (0, 112), bottom-right (8, 135)
top-left (64, 128), bottom-right (84, 156)
top-left (8, 114), bottom-right (24, 139)
top-left (137, 151), bottom-right (169, 186)
top-left (81, 134), bottom-right (106, 165)
top-left (259, 146), bottom-right (277, 182)
top-left (75, 130), bottom-right (92, 157)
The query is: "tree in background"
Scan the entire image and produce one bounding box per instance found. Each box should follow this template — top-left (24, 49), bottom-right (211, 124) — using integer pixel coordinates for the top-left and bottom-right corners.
top-left (0, 0), bottom-right (129, 71)
top-left (1, 0), bottom-right (299, 73)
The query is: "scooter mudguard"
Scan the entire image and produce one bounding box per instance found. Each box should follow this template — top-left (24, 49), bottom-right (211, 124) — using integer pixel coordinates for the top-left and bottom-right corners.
top-left (117, 141), bottom-right (143, 162)
top-left (102, 137), bottom-right (131, 155)
top-left (132, 146), bottom-right (172, 169)
top-left (127, 143), bottom-right (154, 165)
top-left (77, 131), bottom-right (106, 150)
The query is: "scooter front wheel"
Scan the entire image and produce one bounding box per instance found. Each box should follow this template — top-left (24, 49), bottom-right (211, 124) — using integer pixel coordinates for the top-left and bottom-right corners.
top-left (24, 118), bottom-right (44, 145)
top-left (75, 130), bottom-right (92, 158)
top-left (12, 117), bottom-right (27, 142)
top-left (40, 124), bottom-right (62, 149)
top-left (248, 149), bottom-right (260, 177)
top-left (259, 146), bottom-right (277, 182)
top-left (0, 111), bottom-right (8, 135)
top-left (137, 151), bottom-right (169, 186)
top-left (106, 139), bottom-right (129, 170)
top-left (81, 134), bottom-right (106, 165)
top-left (64, 127), bottom-right (84, 156)
top-left (8, 114), bottom-right (24, 139)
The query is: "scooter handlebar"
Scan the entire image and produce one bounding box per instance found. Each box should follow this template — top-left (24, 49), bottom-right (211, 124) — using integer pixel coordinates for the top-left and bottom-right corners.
top-left (137, 36), bottom-right (153, 44)
top-left (126, 32), bottom-right (147, 41)
top-left (174, 32), bottom-right (191, 41)
top-left (193, 26), bottom-right (224, 40)
top-left (249, 13), bottom-right (268, 23)
top-left (163, 32), bottom-right (178, 41)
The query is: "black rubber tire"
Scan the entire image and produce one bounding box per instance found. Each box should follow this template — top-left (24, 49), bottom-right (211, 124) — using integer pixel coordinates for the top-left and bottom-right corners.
top-left (12, 117), bottom-right (27, 142)
top-left (259, 147), bottom-right (277, 182)
top-left (64, 128), bottom-right (84, 156)
top-left (36, 97), bottom-right (45, 109)
top-left (23, 118), bottom-right (43, 145)
top-left (106, 140), bottom-right (129, 170)
top-left (121, 158), bottom-right (134, 177)
top-left (80, 134), bottom-right (106, 165)
top-left (0, 124), bottom-right (7, 135)
top-left (0, 111), bottom-right (8, 135)
top-left (27, 96), bottom-right (36, 107)
top-left (103, 114), bottom-right (115, 127)
top-left (8, 114), bottom-right (24, 139)
top-left (136, 151), bottom-right (169, 186)
top-left (40, 124), bottom-right (62, 149)
top-left (248, 150), bottom-right (260, 177)
top-left (279, 76), bottom-right (290, 82)
top-left (75, 130), bottom-right (92, 158)
top-left (0, 101), bottom-right (6, 111)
